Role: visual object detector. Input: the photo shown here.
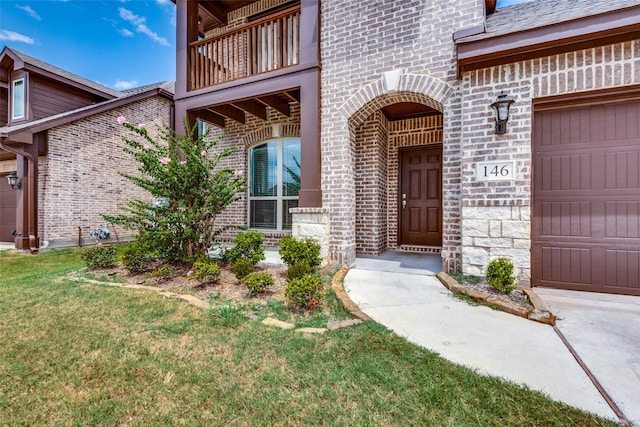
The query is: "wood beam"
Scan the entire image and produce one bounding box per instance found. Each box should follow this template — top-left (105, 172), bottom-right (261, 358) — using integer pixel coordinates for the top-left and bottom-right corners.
top-left (283, 89), bottom-right (300, 103)
top-left (258, 95), bottom-right (291, 117)
top-left (232, 100), bottom-right (268, 120)
top-left (199, 1), bottom-right (227, 25)
top-left (194, 109), bottom-right (225, 128)
top-left (209, 105), bottom-right (246, 124)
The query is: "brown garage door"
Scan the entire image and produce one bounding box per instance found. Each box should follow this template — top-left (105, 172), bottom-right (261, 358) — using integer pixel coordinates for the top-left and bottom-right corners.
top-left (0, 173), bottom-right (17, 242)
top-left (533, 99), bottom-right (640, 296)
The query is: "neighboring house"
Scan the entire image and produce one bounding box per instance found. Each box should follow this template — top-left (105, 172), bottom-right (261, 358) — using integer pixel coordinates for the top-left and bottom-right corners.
top-left (177, 0), bottom-right (637, 297)
top-left (0, 46), bottom-right (174, 250)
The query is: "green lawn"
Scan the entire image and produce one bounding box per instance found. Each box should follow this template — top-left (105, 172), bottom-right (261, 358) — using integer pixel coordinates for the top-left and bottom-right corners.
top-left (0, 248), bottom-right (617, 426)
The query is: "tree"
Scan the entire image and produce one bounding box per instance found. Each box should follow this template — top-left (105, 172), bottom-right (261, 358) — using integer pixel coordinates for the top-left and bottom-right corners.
top-left (104, 117), bottom-right (246, 262)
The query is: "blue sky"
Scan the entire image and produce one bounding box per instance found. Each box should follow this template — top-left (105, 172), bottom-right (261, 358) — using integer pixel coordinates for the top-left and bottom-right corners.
top-left (0, 0), bottom-right (176, 90)
top-left (0, 0), bottom-right (531, 91)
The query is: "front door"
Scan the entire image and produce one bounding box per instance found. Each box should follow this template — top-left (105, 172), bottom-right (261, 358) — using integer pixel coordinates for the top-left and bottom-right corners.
top-left (399, 146), bottom-right (442, 246)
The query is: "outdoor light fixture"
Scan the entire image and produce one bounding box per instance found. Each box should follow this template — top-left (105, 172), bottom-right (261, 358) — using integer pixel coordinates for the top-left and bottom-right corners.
top-left (7, 172), bottom-right (21, 190)
top-left (490, 92), bottom-right (515, 135)
top-left (6, 172), bottom-right (21, 190)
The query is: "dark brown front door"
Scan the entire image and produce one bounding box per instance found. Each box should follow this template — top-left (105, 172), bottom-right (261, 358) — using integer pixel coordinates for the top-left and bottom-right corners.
top-left (399, 146), bottom-right (442, 246)
top-left (0, 174), bottom-right (17, 242)
top-left (533, 99), bottom-right (640, 296)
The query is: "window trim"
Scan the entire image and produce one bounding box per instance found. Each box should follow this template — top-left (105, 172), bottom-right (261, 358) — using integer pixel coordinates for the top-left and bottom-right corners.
top-left (248, 137), bottom-right (300, 231)
top-left (11, 78), bottom-right (26, 121)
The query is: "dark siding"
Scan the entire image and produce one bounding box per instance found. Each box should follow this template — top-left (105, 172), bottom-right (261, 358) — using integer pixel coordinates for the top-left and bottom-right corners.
top-left (30, 75), bottom-right (106, 120)
top-left (0, 87), bottom-right (7, 126)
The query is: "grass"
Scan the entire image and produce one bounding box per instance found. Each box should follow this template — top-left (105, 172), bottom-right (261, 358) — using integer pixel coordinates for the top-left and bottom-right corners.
top-left (0, 248), bottom-right (618, 426)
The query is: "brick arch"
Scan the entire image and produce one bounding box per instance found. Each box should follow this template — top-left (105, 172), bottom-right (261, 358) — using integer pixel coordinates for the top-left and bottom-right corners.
top-left (242, 124), bottom-right (301, 149)
top-left (339, 73), bottom-right (454, 126)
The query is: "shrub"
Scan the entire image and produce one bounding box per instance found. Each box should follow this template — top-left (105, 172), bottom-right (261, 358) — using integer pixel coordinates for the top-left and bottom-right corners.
top-left (286, 260), bottom-right (313, 281)
top-left (285, 273), bottom-right (324, 309)
top-left (192, 258), bottom-right (221, 283)
top-left (244, 272), bottom-right (275, 294)
top-left (103, 119), bottom-right (246, 263)
top-left (232, 259), bottom-right (254, 279)
top-left (278, 236), bottom-right (321, 268)
top-left (81, 245), bottom-right (118, 269)
top-left (223, 231), bottom-right (265, 265)
top-left (121, 242), bottom-right (152, 274)
top-left (486, 257), bottom-right (517, 293)
top-left (147, 264), bottom-right (174, 283)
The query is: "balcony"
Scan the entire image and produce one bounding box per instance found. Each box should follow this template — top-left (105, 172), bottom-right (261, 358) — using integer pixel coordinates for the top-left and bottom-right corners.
top-left (189, 6), bottom-right (300, 91)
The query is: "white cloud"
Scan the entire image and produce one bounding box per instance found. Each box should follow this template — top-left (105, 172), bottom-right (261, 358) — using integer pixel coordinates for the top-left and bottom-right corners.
top-left (119, 28), bottom-right (134, 37)
top-left (113, 79), bottom-right (138, 90)
top-left (16, 4), bottom-right (41, 20)
top-left (0, 29), bottom-right (35, 44)
top-left (156, 0), bottom-right (171, 5)
top-left (118, 7), bottom-right (169, 46)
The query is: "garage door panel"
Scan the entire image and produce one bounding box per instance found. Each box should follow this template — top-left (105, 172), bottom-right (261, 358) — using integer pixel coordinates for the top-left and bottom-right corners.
top-left (605, 201), bottom-right (640, 238)
top-left (605, 150), bottom-right (640, 189)
top-left (540, 246), bottom-right (592, 286)
top-left (534, 99), bottom-right (640, 296)
top-left (541, 201), bottom-right (591, 237)
top-left (605, 250), bottom-right (640, 289)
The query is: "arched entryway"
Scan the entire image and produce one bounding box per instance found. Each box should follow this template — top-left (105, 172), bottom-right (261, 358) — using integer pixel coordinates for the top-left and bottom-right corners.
top-left (351, 94), bottom-right (444, 255)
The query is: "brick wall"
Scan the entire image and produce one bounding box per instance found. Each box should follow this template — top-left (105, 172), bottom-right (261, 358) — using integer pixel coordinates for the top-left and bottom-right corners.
top-left (321, 0), bottom-right (484, 266)
top-left (40, 96), bottom-right (172, 248)
top-left (460, 39), bottom-right (640, 282)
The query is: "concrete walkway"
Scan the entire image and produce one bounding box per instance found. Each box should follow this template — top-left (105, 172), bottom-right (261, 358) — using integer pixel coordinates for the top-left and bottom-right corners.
top-left (344, 252), bottom-right (621, 423)
top-left (535, 288), bottom-right (640, 427)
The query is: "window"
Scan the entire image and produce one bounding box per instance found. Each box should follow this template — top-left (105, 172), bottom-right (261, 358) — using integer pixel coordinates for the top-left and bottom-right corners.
top-left (11, 79), bottom-right (25, 120)
top-left (249, 138), bottom-right (300, 230)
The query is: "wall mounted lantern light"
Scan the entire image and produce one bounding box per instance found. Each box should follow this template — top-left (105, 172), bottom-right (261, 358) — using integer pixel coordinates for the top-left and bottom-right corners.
top-left (490, 92), bottom-right (515, 135)
top-left (6, 172), bottom-right (21, 190)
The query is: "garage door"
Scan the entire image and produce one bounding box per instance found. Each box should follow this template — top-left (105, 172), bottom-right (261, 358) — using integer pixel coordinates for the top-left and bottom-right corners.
top-left (533, 99), bottom-right (640, 296)
top-left (0, 173), bottom-right (17, 242)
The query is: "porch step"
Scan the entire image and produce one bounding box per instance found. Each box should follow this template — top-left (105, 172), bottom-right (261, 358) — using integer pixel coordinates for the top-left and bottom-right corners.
top-left (398, 245), bottom-right (441, 255)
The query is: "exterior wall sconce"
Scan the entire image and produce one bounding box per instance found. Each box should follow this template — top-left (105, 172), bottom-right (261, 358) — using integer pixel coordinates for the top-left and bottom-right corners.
top-left (491, 92), bottom-right (515, 134)
top-left (6, 172), bottom-right (21, 190)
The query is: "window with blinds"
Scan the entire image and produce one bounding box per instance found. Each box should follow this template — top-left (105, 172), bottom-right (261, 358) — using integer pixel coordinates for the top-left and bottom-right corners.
top-left (249, 138), bottom-right (300, 230)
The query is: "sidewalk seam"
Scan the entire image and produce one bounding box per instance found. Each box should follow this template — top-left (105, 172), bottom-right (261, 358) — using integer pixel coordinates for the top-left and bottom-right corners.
top-left (552, 325), bottom-right (631, 427)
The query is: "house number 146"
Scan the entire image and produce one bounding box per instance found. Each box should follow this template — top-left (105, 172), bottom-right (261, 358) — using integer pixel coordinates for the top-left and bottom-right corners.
top-left (476, 161), bottom-right (515, 181)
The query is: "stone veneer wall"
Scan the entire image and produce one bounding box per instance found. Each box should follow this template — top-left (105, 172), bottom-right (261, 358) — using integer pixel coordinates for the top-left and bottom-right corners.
top-left (460, 39), bottom-right (640, 283)
top-left (205, 104), bottom-right (301, 248)
top-left (321, 0), bottom-right (484, 267)
top-left (40, 96), bottom-right (172, 248)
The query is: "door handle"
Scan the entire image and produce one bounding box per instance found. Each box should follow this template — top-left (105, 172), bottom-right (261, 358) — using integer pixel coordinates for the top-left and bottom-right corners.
top-left (402, 193), bottom-right (406, 209)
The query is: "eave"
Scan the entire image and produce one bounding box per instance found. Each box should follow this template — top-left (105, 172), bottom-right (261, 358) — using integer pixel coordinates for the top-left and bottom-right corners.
top-left (456, 5), bottom-right (640, 75)
top-left (0, 87), bottom-right (173, 142)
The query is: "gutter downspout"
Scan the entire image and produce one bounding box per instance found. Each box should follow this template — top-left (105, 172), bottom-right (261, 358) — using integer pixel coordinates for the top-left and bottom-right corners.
top-left (0, 136), bottom-right (38, 253)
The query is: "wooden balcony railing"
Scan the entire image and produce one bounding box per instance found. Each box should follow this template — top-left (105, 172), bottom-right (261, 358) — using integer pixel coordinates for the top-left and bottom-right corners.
top-left (189, 6), bottom-right (300, 91)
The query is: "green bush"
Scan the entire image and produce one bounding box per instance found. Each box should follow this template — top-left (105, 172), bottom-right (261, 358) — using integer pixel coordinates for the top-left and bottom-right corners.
top-left (232, 259), bottom-right (254, 279)
top-left (278, 236), bottom-right (321, 268)
top-left (223, 231), bottom-right (265, 265)
top-left (285, 273), bottom-right (324, 309)
top-left (121, 242), bottom-right (152, 274)
top-left (486, 257), bottom-right (517, 294)
top-left (286, 260), bottom-right (313, 281)
top-left (192, 258), bottom-right (221, 283)
top-left (244, 272), bottom-right (275, 294)
top-left (147, 264), bottom-right (174, 282)
top-left (81, 245), bottom-right (118, 269)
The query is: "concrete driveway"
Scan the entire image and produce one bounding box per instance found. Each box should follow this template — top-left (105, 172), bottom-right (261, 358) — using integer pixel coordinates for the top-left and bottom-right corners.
top-left (535, 288), bottom-right (640, 427)
top-left (344, 252), bottom-right (638, 425)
